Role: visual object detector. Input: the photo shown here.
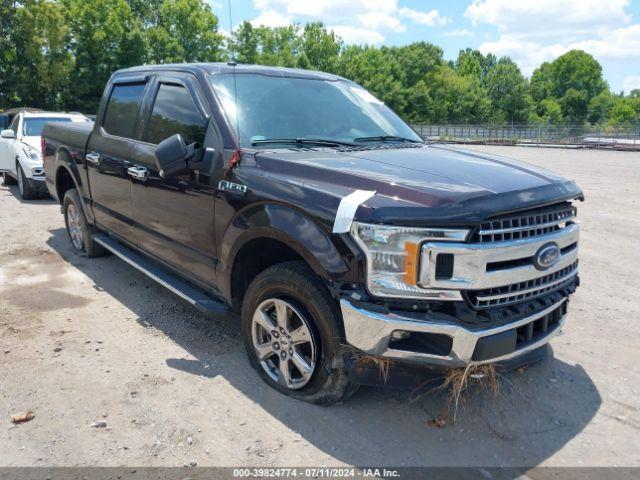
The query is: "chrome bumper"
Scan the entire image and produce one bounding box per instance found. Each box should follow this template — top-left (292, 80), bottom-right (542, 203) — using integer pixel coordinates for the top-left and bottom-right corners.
top-left (340, 297), bottom-right (567, 367)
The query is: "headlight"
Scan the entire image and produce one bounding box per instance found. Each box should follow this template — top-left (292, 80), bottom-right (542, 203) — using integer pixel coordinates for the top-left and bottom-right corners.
top-left (21, 144), bottom-right (42, 161)
top-left (351, 222), bottom-right (469, 299)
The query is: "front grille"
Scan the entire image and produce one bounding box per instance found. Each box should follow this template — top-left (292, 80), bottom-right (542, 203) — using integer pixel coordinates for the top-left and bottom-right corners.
top-left (514, 301), bottom-right (564, 348)
top-left (475, 202), bottom-right (577, 243)
top-left (471, 300), bottom-right (566, 360)
top-left (469, 260), bottom-right (579, 309)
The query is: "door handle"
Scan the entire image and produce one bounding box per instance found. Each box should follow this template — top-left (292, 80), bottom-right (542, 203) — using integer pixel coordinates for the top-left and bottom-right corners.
top-left (85, 152), bottom-right (101, 165)
top-left (127, 166), bottom-right (149, 181)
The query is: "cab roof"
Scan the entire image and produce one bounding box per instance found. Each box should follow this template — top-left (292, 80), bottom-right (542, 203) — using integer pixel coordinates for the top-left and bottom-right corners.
top-left (115, 63), bottom-right (347, 82)
top-left (22, 111), bottom-right (88, 119)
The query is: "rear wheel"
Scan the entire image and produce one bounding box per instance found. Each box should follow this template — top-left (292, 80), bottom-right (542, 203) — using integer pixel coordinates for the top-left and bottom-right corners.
top-left (63, 188), bottom-right (107, 258)
top-left (241, 261), bottom-right (357, 405)
top-left (16, 163), bottom-right (37, 200)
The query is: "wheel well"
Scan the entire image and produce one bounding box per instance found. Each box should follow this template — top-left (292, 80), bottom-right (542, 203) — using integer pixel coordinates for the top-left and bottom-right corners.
top-left (56, 167), bottom-right (75, 204)
top-left (231, 237), bottom-right (304, 310)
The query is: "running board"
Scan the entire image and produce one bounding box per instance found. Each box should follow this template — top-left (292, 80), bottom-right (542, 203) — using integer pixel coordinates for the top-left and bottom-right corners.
top-left (93, 233), bottom-right (230, 316)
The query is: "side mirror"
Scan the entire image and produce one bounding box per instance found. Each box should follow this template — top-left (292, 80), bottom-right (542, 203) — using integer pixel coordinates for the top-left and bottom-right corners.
top-left (154, 134), bottom-right (189, 178)
top-left (154, 133), bottom-right (219, 179)
top-left (1, 129), bottom-right (15, 139)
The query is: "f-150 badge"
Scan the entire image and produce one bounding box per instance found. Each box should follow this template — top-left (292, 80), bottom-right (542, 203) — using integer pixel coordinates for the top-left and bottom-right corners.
top-left (218, 180), bottom-right (247, 195)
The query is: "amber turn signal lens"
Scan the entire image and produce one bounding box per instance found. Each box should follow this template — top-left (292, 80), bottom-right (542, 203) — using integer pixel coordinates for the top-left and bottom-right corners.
top-left (403, 242), bottom-right (420, 285)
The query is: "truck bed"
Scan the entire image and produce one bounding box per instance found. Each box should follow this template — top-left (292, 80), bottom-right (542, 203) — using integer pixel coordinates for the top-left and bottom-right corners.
top-left (43, 121), bottom-right (93, 153)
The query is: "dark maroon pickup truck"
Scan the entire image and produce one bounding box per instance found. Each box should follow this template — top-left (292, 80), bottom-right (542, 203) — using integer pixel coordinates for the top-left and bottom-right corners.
top-left (42, 63), bottom-right (582, 404)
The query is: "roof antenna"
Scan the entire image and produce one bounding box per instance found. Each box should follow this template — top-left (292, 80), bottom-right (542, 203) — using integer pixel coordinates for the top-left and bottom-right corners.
top-left (226, 0), bottom-right (236, 66)
top-left (226, 0), bottom-right (241, 170)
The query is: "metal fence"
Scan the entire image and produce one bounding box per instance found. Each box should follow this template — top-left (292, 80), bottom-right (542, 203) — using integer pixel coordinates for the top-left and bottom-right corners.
top-left (412, 124), bottom-right (640, 151)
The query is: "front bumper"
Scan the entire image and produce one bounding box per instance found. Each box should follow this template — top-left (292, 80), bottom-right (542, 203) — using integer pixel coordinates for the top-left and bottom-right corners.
top-left (26, 175), bottom-right (49, 193)
top-left (341, 297), bottom-right (567, 368)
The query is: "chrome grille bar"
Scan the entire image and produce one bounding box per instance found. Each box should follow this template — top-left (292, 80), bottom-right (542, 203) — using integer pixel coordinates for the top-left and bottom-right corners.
top-left (470, 261), bottom-right (579, 308)
top-left (477, 203), bottom-right (577, 243)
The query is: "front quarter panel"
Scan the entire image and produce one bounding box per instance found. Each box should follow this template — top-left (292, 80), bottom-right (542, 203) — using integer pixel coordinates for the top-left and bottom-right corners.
top-left (216, 167), bottom-right (360, 301)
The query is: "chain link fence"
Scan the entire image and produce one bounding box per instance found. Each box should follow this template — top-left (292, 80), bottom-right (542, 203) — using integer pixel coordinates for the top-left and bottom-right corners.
top-left (412, 124), bottom-right (640, 151)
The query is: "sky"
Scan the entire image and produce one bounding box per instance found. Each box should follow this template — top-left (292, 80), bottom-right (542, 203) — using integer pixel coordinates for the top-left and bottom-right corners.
top-left (211, 0), bottom-right (640, 94)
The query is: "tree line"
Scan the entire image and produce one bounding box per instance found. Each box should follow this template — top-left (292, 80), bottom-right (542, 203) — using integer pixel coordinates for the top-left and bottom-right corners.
top-left (1, 0), bottom-right (639, 126)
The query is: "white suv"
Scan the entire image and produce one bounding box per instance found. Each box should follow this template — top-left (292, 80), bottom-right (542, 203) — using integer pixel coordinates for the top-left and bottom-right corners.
top-left (0, 111), bottom-right (91, 199)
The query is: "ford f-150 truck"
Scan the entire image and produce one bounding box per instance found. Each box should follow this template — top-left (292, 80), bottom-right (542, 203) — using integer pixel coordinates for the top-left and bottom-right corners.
top-left (43, 63), bottom-right (582, 404)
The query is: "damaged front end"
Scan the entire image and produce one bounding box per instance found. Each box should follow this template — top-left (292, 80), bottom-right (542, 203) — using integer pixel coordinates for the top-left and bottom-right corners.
top-left (340, 200), bottom-right (581, 385)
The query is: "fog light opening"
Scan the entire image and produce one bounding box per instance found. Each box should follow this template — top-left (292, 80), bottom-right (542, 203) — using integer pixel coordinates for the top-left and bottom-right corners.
top-left (389, 331), bottom-right (453, 356)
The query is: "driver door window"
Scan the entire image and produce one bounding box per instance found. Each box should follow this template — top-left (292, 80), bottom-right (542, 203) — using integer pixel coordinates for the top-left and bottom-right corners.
top-left (147, 84), bottom-right (207, 146)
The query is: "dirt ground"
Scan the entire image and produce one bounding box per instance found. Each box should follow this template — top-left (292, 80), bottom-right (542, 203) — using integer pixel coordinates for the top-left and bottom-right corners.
top-left (1, 145), bottom-right (639, 468)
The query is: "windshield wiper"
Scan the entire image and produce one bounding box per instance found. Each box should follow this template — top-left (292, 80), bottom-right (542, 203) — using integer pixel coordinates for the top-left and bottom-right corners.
top-left (251, 138), bottom-right (356, 147)
top-left (353, 135), bottom-right (422, 144)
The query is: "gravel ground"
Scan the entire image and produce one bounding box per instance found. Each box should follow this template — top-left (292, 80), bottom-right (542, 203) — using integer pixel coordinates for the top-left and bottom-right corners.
top-left (0, 145), bottom-right (639, 468)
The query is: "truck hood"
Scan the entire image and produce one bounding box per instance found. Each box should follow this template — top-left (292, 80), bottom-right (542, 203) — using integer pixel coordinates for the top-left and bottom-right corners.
top-left (246, 144), bottom-right (583, 226)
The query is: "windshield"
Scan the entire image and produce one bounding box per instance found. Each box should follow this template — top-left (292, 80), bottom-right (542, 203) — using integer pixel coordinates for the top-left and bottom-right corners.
top-left (210, 73), bottom-right (422, 147)
top-left (23, 117), bottom-right (74, 137)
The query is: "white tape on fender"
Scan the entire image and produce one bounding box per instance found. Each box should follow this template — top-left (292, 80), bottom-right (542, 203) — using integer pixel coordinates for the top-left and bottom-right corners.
top-left (332, 190), bottom-right (376, 233)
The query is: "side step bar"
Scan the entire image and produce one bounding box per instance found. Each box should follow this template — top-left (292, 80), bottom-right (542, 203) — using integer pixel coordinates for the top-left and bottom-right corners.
top-left (93, 233), bottom-right (230, 316)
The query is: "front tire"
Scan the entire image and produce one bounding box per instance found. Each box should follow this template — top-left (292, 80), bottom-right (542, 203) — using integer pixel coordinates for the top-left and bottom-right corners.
top-left (63, 188), bottom-right (107, 258)
top-left (241, 261), bottom-right (357, 405)
top-left (16, 163), bottom-right (37, 199)
top-left (2, 172), bottom-right (17, 186)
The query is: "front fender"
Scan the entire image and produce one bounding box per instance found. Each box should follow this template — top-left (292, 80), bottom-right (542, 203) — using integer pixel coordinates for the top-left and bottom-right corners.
top-left (219, 203), bottom-right (359, 300)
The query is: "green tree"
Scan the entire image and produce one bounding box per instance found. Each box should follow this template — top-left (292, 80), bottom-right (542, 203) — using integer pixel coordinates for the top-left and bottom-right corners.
top-left (455, 48), bottom-right (496, 82)
top-left (252, 25), bottom-right (300, 67)
top-left (228, 21), bottom-right (259, 64)
top-left (560, 88), bottom-right (589, 124)
top-left (62, 0), bottom-right (147, 112)
top-left (531, 98), bottom-right (563, 124)
top-left (429, 66), bottom-right (491, 124)
top-left (296, 22), bottom-right (341, 73)
top-left (549, 50), bottom-right (607, 101)
top-left (530, 50), bottom-right (607, 124)
top-left (0, 0), bottom-right (74, 110)
top-left (146, 0), bottom-right (223, 64)
top-left (485, 57), bottom-right (530, 123)
top-left (338, 45), bottom-right (409, 117)
top-left (394, 42), bottom-right (444, 86)
top-left (587, 90), bottom-right (614, 124)
top-left (608, 97), bottom-right (639, 126)
top-left (530, 62), bottom-right (554, 103)
top-left (0, 0), bottom-right (17, 108)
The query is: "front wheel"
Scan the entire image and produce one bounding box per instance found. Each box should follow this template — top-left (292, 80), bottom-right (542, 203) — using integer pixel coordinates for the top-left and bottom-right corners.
top-left (2, 172), bottom-right (17, 186)
top-left (241, 261), bottom-right (357, 405)
top-left (16, 163), bottom-right (36, 200)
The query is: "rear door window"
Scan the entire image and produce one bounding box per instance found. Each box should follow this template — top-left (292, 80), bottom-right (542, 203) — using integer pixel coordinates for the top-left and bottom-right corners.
top-left (147, 83), bottom-right (207, 146)
top-left (103, 83), bottom-right (146, 139)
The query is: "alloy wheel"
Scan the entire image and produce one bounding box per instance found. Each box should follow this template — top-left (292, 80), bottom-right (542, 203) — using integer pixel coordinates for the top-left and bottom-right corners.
top-left (66, 203), bottom-right (84, 250)
top-left (251, 298), bottom-right (317, 390)
top-left (17, 166), bottom-right (24, 196)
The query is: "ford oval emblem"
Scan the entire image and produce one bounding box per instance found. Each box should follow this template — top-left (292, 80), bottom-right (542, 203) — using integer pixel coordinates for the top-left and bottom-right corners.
top-left (534, 243), bottom-right (560, 270)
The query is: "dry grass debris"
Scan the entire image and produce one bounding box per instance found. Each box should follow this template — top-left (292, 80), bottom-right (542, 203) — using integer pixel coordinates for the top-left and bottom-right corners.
top-left (417, 364), bottom-right (500, 427)
top-left (346, 346), bottom-right (391, 384)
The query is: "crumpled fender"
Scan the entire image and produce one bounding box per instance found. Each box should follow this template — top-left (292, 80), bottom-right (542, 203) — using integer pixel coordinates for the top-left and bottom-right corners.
top-left (218, 202), bottom-right (358, 300)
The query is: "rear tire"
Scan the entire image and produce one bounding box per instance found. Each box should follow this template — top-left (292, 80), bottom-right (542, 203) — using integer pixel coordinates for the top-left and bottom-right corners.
top-left (2, 172), bottom-right (17, 186)
top-left (63, 188), bottom-right (107, 258)
top-left (241, 261), bottom-right (358, 405)
top-left (16, 163), bottom-right (37, 200)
